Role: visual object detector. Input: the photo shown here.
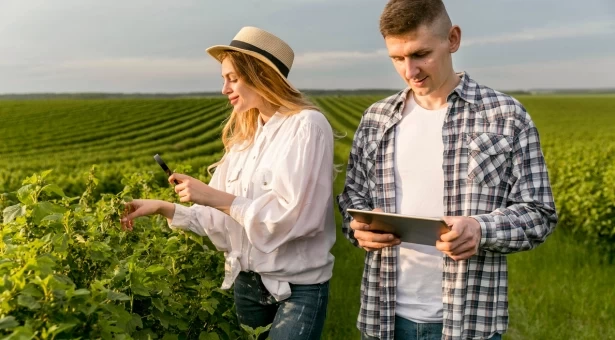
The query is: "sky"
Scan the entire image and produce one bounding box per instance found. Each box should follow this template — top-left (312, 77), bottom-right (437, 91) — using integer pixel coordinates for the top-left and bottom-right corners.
top-left (1, 0), bottom-right (614, 93)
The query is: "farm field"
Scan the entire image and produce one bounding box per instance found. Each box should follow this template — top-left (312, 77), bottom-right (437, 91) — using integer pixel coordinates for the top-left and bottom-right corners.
top-left (1, 94), bottom-right (614, 339)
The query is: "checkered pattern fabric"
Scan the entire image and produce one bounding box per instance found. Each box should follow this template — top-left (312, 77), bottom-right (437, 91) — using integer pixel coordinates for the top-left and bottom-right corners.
top-left (337, 73), bottom-right (558, 340)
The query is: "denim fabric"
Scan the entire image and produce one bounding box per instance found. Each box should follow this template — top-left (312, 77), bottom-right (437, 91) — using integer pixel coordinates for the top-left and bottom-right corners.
top-left (233, 271), bottom-right (329, 340)
top-left (361, 316), bottom-right (502, 340)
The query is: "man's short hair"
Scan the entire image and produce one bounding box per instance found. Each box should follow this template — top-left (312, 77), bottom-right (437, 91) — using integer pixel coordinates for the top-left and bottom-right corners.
top-left (379, 0), bottom-right (449, 38)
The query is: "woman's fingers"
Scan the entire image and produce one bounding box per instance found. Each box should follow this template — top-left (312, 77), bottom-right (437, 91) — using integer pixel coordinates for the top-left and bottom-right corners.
top-left (121, 219), bottom-right (134, 231)
top-left (174, 182), bottom-right (187, 194)
top-left (119, 199), bottom-right (165, 231)
top-left (119, 200), bottom-right (145, 229)
top-left (169, 173), bottom-right (191, 185)
top-left (120, 204), bottom-right (135, 231)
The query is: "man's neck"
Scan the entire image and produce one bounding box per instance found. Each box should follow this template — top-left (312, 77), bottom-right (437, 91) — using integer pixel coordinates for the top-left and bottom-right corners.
top-left (413, 71), bottom-right (460, 110)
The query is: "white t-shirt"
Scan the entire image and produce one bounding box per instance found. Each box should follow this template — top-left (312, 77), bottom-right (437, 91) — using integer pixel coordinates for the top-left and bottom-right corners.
top-left (394, 93), bottom-right (447, 323)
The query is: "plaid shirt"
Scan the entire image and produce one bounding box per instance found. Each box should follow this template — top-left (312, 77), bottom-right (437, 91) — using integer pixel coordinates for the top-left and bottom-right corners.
top-left (336, 72), bottom-right (558, 340)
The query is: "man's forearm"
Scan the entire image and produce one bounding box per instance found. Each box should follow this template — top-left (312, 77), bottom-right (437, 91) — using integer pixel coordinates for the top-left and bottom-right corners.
top-left (472, 203), bottom-right (557, 254)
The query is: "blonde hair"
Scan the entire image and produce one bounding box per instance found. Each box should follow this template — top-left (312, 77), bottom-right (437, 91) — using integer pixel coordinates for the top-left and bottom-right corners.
top-left (207, 51), bottom-right (320, 175)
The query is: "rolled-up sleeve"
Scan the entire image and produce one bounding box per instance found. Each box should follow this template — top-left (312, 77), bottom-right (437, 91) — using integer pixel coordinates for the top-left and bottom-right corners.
top-left (169, 203), bottom-right (233, 252)
top-left (168, 158), bottom-right (236, 252)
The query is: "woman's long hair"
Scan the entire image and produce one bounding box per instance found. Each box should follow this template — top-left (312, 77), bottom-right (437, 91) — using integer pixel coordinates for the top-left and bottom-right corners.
top-left (208, 51), bottom-right (320, 175)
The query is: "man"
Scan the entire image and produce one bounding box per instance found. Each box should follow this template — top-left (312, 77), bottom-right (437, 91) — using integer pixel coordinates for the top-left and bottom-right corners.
top-left (336, 1), bottom-right (558, 339)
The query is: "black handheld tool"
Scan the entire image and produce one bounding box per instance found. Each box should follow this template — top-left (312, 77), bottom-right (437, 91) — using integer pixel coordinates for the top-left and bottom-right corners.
top-left (154, 154), bottom-right (179, 185)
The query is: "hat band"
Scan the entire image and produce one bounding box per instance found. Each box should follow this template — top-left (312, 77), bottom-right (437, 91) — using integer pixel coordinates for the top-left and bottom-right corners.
top-left (229, 40), bottom-right (290, 78)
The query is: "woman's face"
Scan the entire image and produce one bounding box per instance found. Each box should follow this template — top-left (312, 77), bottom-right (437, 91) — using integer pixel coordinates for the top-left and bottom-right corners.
top-left (221, 58), bottom-right (262, 113)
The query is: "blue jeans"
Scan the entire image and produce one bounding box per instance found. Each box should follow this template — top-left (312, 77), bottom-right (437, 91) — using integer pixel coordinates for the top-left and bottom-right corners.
top-left (361, 316), bottom-right (502, 340)
top-left (233, 271), bottom-right (329, 340)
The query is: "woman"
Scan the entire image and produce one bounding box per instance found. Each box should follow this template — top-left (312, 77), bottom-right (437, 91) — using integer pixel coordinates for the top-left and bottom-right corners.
top-left (121, 26), bottom-right (336, 340)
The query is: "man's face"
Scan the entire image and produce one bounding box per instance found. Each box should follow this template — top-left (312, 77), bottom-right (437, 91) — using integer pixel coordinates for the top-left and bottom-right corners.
top-left (385, 23), bottom-right (458, 98)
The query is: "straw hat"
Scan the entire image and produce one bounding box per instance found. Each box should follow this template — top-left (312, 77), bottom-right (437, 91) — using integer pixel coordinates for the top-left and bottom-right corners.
top-left (206, 26), bottom-right (298, 91)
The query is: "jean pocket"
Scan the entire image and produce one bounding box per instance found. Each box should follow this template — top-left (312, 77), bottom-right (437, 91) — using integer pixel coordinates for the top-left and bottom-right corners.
top-left (467, 132), bottom-right (513, 187)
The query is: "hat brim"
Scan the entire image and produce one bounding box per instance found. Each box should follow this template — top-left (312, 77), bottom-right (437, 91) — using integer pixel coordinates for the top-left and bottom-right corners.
top-left (206, 45), bottom-right (299, 93)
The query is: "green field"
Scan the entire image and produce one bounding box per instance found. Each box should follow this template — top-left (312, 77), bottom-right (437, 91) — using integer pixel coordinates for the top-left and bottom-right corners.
top-left (1, 95), bottom-right (614, 339)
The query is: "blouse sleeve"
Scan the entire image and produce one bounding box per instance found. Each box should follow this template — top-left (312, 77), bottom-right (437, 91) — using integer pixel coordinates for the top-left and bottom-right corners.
top-left (229, 119), bottom-right (334, 254)
top-left (168, 156), bottom-right (237, 252)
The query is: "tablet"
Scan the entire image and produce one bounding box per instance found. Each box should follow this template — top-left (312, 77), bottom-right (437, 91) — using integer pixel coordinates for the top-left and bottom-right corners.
top-left (347, 209), bottom-right (450, 246)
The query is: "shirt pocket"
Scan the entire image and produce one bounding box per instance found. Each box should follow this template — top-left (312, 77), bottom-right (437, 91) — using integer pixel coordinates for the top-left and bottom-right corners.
top-left (225, 167), bottom-right (242, 192)
top-left (467, 132), bottom-right (513, 187)
top-left (251, 168), bottom-right (273, 197)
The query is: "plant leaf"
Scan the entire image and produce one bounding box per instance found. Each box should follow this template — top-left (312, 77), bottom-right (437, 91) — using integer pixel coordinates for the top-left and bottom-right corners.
top-left (130, 282), bottom-right (150, 297)
top-left (32, 202), bottom-right (66, 225)
top-left (125, 314), bottom-right (143, 333)
top-left (133, 328), bottom-right (158, 340)
top-left (0, 316), bottom-right (19, 330)
top-left (3, 204), bottom-right (24, 224)
top-left (42, 213), bottom-right (64, 223)
top-left (46, 323), bottom-right (76, 337)
top-left (73, 288), bottom-right (91, 296)
top-left (3, 326), bottom-right (35, 340)
top-left (22, 174), bottom-right (38, 185)
top-left (151, 298), bottom-right (165, 312)
top-left (145, 265), bottom-right (166, 275)
top-left (107, 290), bottom-right (131, 301)
top-left (20, 284), bottom-right (44, 298)
top-left (161, 334), bottom-right (179, 340)
top-left (17, 294), bottom-right (41, 310)
top-left (199, 332), bottom-right (220, 340)
top-left (41, 184), bottom-right (66, 198)
top-left (40, 169), bottom-right (53, 179)
top-left (16, 184), bottom-right (35, 205)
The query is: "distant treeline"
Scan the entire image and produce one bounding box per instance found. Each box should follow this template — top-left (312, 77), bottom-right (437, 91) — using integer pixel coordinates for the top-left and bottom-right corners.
top-left (0, 89), bottom-right (400, 100)
top-left (1, 88), bottom-right (614, 100)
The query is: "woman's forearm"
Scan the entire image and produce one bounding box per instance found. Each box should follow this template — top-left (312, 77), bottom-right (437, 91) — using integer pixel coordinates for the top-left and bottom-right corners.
top-left (209, 190), bottom-right (237, 215)
top-left (156, 200), bottom-right (176, 223)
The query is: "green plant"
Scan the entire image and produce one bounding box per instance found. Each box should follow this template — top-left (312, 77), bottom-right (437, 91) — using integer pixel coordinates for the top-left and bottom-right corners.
top-left (0, 169), bottom-right (245, 339)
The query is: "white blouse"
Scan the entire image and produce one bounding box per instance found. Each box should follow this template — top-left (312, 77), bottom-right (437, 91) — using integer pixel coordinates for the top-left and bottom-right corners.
top-left (169, 109), bottom-right (336, 301)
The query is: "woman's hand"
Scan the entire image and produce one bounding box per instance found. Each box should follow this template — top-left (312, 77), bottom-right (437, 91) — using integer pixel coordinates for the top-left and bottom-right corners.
top-left (169, 174), bottom-right (212, 205)
top-left (169, 173), bottom-right (236, 214)
top-left (120, 199), bottom-right (175, 231)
